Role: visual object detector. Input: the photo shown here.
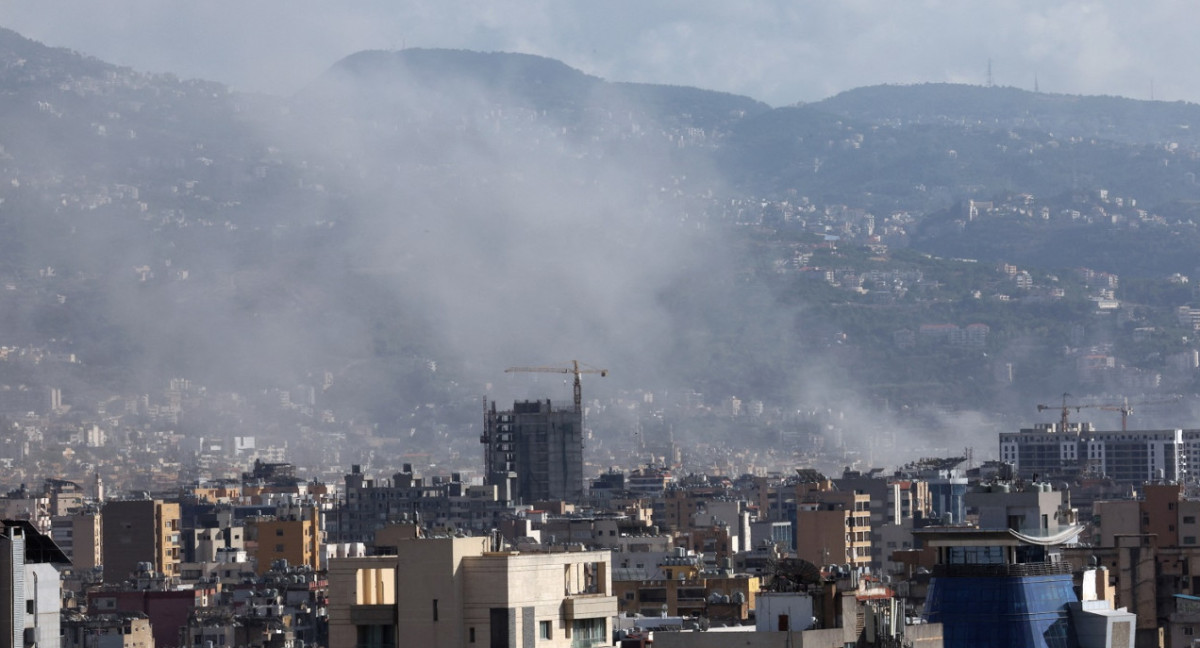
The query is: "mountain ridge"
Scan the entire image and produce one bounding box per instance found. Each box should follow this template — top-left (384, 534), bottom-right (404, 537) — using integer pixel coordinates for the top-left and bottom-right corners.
top-left (1, 24), bottom-right (1200, 427)
top-left (302, 46), bottom-right (772, 135)
top-left (811, 82), bottom-right (1200, 147)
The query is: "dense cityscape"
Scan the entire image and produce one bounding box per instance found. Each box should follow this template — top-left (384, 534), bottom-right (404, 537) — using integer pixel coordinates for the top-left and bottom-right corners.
top-left (5, 8), bottom-right (1200, 648)
top-left (5, 386), bottom-right (1195, 648)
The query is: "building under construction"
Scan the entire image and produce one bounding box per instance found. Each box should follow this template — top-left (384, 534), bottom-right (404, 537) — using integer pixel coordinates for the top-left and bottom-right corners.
top-left (999, 421), bottom-right (1186, 483)
top-left (482, 399), bottom-right (584, 504)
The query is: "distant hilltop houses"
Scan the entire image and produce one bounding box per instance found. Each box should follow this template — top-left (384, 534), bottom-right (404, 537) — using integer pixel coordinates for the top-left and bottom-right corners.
top-left (967, 188), bottom-right (1163, 228)
top-left (892, 323), bottom-right (990, 350)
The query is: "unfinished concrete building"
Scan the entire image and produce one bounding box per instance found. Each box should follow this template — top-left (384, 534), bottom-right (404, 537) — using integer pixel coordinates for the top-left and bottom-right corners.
top-left (482, 399), bottom-right (584, 505)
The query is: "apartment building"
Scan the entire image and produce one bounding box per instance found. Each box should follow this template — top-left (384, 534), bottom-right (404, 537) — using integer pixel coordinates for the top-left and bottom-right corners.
top-left (328, 534), bottom-right (616, 648)
top-left (101, 499), bottom-right (181, 583)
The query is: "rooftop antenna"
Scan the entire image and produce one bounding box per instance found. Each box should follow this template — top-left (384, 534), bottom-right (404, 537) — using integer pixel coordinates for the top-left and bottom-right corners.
top-left (987, 59), bottom-right (994, 88)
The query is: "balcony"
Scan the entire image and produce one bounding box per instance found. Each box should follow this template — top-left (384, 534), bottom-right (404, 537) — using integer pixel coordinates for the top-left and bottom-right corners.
top-left (349, 604), bottom-right (396, 626)
top-left (932, 561), bottom-right (1073, 578)
top-left (563, 594), bottom-right (618, 620)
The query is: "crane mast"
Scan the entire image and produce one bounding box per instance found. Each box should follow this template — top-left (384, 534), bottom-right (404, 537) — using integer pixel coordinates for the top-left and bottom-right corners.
top-left (1036, 392), bottom-right (1078, 431)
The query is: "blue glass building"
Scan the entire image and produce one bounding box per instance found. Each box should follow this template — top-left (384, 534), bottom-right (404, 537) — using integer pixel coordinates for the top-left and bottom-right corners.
top-left (924, 567), bottom-right (1076, 647)
top-left (920, 527), bottom-right (1084, 648)
top-left (925, 469), bottom-right (968, 524)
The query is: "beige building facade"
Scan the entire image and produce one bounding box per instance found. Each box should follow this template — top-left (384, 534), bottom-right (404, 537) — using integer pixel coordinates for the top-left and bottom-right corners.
top-left (250, 509), bottom-right (321, 575)
top-left (329, 535), bottom-right (617, 648)
top-left (795, 483), bottom-right (871, 569)
top-left (52, 510), bottom-right (102, 570)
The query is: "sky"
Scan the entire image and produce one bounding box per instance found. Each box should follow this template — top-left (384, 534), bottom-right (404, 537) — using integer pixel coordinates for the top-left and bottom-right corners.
top-left (0, 1), bottom-right (1195, 107)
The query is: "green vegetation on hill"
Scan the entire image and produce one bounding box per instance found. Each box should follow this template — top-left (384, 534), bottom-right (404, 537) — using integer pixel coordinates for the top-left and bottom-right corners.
top-left (6, 28), bottom-right (1200, 421)
top-left (813, 83), bottom-right (1200, 148)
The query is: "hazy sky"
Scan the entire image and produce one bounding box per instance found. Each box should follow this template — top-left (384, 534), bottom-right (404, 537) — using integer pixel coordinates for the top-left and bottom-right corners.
top-left (0, 1), bottom-right (1192, 106)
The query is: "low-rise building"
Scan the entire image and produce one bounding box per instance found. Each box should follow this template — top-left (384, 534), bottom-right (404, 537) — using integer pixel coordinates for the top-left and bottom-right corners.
top-left (247, 504), bottom-right (321, 575)
top-left (612, 548), bottom-right (760, 620)
top-left (61, 612), bottom-right (154, 648)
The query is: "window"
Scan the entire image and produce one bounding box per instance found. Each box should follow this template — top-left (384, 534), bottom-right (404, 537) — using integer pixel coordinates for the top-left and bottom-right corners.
top-left (1185, 516), bottom-right (1196, 524)
top-left (276, 529), bottom-right (284, 536)
top-left (433, 599), bottom-right (439, 621)
top-left (572, 619), bottom-right (604, 642)
top-left (469, 627), bottom-right (475, 643)
top-left (275, 544), bottom-right (284, 552)
top-left (356, 624), bottom-right (394, 648)
top-left (1186, 537), bottom-right (1197, 545)
top-left (539, 621), bottom-right (551, 639)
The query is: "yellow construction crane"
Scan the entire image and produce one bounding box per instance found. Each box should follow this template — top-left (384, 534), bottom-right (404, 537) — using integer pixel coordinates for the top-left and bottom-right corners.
top-left (1037, 393), bottom-right (1181, 431)
top-left (505, 360), bottom-right (608, 413)
top-left (1036, 392), bottom-right (1111, 431)
top-left (1099, 396), bottom-right (1181, 431)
